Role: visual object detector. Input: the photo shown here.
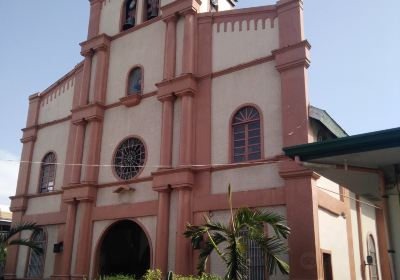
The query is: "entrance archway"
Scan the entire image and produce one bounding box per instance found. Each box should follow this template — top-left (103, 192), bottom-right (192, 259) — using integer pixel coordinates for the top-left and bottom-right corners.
top-left (99, 220), bottom-right (150, 277)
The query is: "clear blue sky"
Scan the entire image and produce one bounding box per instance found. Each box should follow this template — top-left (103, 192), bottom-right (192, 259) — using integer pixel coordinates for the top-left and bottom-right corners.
top-left (0, 0), bottom-right (399, 205)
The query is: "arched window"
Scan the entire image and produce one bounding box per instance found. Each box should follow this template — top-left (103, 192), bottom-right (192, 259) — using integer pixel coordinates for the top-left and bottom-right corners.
top-left (367, 235), bottom-right (379, 280)
top-left (143, 0), bottom-right (159, 22)
top-left (232, 106), bottom-right (262, 163)
top-left (127, 67), bottom-right (143, 95)
top-left (122, 0), bottom-right (137, 31)
top-left (39, 152), bottom-right (56, 193)
top-left (26, 229), bottom-right (46, 278)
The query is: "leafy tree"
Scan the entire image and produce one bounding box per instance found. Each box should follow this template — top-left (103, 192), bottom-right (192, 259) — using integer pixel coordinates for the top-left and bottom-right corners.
top-left (0, 222), bottom-right (43, 264)
top-left (184, 185), bottom-right (290, 280)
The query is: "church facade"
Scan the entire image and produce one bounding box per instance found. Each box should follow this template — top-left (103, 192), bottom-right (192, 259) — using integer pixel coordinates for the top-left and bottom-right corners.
top-left (6, 0), bottom-right (390, 279)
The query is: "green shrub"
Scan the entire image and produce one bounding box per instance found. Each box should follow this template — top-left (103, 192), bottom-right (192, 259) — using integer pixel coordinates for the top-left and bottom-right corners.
top-left (143, 269), bottom-right (162, 280)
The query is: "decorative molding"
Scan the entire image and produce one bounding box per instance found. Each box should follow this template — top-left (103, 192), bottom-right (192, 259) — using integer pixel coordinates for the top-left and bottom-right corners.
top-left (152, 167), bottom-right (194, 190)
top-left (119, 94), bottom-right (142, 107)
top-left (193, 187), bottom-right (286, 212)
top-left (160, 0), bottom-right (201, 18)
top-left (62, 184), bottom-right (97, 202)
top-left (156, 73), bottom-right (197, 98)
top-left (71, 102), bottom-right (105, 123)
top-left (80, 34), bottom-right (111, 56)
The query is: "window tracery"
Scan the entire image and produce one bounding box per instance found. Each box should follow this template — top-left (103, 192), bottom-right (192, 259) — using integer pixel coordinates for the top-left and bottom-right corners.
top-left (232, 106), bottom-right (262, 162)
top-left (114, 137), bottom-right (146, 180)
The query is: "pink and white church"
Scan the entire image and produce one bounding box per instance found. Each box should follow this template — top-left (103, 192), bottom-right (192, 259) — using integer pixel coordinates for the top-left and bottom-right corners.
top-left (6, 0), bottom-right (391, 279)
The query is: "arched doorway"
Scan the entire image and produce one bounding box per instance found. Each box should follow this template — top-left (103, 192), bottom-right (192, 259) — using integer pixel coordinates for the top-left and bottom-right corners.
top-left (99, 220), bottom-right (150, 277)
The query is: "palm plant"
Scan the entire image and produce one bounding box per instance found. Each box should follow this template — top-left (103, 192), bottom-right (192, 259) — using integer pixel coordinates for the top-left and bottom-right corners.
top-left (184, 185), bottom-right (290, 280)
top-left (0, 222), bottom-right (43, 263)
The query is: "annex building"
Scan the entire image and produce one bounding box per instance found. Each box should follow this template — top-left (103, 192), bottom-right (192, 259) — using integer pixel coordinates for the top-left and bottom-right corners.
top-left (6, 0), bottom-right (390, 279)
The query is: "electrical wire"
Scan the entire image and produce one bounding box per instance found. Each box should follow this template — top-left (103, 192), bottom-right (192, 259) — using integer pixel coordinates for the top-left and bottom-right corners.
top-left (0, 158), bottom-right (382, 209)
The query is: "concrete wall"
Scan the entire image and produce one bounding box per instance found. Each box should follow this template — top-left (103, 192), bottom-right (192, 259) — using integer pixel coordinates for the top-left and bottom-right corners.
top-left (211, 62), bottom-right (282, 164)
top-left (99, 0), bottom-right (124, 36)
top-left (212, 18), bottom-right (279, 72)
top-left (318, 208), bottom-right (351, 280)
top-left (25, 194), bottom-right (62, 215)
top-left (211, 164), bottom-right (284, 194)
top-left (106, 20), bottom-right (165, 104)
top-left (27, 122), bottom-right (70, 195)
top-left (98, 98), bottom-right (162, 184)
top-left (38, 79), bottom-right (75, 124)
top-left (317, 176), bottom-right (341, 200)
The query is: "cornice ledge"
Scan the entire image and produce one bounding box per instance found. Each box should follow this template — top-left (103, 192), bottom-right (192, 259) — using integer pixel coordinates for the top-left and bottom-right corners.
top-left (80, 33), bottom-right (112, 56)
top-left (161, 0), bottom-right (201, 18)
top-left (279, 169), bottom-right (320, 180)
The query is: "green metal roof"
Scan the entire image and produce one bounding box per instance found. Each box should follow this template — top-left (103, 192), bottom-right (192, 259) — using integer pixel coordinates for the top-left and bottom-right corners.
top-left (283, 127), bottom-right (400, 161)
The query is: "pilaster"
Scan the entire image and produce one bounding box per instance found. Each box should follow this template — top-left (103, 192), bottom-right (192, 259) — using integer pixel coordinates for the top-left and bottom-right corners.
top-left (279, 159), bottom-right (322, 279)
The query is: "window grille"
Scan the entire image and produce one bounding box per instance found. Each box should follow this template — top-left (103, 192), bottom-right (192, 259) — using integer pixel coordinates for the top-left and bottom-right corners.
top-left (114, 137), bottom-right (146, 180)
top-left (239, 228), bottom-right (265, 280)
top-left (26, 229), bottom-right (46, 278)
top-left (232, 106), bottom-right (261, 163)
top-left (39, 152), bottom-right (56, 193)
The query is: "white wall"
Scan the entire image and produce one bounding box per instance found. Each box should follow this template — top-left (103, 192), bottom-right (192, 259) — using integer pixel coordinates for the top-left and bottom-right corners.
top-left (211, 62), bottom-right (282, 164)
top-left (98, 98), bottom-right (162, 184)
top-left (38, 79), bottom-right (75, 124)
top-left (318, 208), bottom-right (351, 280)
top-left (28, 122), bottom-right (70, 194)
top-left (212, 18), bottom-right (279, 72)
top-left (25, 194), bottom-right (62, 215)
top-left (106, 21), bottom-right (165, 105)
top-left (211, 164), bottom-right (284, 194)
top-left (99, 0), bottom-right (124, 36)
top-left (317, 176), bottom-right (341, 200)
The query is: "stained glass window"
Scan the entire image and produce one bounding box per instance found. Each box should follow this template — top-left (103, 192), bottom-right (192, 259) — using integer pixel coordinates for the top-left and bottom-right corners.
top-left (26, 229), bottom-right (46, 278)
top-left (114, 137), bottom-right (146, 180)
top-left (39, 152), bottom-right (56, 193)
top-left (123, 0), bottom-right (137, 30)
top-left (144, 0), bottom-right (159, 21)
top-left (232, 106), bottom-right (261, 162)
top-left (128, 67), bottom-right (142, 95)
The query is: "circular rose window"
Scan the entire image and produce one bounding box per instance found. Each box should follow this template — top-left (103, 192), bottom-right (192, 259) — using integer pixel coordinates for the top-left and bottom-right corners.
top-left (114, 137), bottom-right (146, 180)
